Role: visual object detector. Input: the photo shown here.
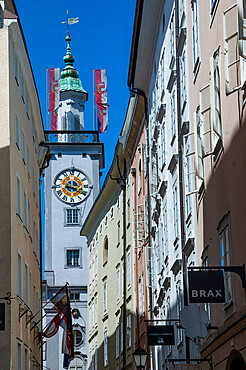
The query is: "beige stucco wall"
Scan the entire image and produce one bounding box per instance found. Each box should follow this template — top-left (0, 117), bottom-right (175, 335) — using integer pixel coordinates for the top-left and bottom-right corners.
top-left (0, 2), bottom-right (44, 367)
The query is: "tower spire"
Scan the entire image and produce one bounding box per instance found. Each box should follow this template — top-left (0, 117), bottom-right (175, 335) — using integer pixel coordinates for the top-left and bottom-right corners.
top-left (59, 27), bottom-right (86, 94)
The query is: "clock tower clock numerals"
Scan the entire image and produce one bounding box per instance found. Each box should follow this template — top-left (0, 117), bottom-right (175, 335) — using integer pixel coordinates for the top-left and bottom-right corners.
top-left (53, 168), bottom-right (90, 204)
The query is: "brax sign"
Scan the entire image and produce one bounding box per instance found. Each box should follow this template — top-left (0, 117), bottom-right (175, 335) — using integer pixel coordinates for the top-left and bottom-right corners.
top-left (188, 270), bottom-right (225, 303)
top-left (147, 325), bottom-right (175, 346)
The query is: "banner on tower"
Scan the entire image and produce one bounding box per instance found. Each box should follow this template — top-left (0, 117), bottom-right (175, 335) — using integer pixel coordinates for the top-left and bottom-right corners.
top-left (95, 69), bottom-right (109, 133)
top-left (49, 68), bottom-right (60, 130)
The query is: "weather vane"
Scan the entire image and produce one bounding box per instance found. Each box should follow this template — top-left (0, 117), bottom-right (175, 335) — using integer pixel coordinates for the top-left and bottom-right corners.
top-left (61, 9), bottom-right (79, 32)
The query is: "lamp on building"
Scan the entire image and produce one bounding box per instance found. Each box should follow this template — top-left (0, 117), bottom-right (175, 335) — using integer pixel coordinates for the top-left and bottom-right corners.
top-left (132, 347), bottom-right (148, 369)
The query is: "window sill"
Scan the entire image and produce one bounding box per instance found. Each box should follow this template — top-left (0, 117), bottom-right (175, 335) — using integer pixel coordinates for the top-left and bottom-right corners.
top-left (102, 312), bottom-right (108, 322)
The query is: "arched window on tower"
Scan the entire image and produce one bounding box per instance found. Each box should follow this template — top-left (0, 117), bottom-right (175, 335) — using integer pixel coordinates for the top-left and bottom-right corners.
top-left (103, 236), bottom-right (108, 265)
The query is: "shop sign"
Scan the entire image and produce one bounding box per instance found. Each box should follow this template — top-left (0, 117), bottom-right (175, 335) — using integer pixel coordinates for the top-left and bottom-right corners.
top-left (188, 270), bottom-right (225, 303)
top-left (147, 325), bottom-right (174, 346)
top-left (0, 303), bottom-right (5, 330)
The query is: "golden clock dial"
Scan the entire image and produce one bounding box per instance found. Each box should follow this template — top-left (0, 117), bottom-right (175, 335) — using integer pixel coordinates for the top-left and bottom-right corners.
top-left (53, 168), bottom-right (90, 204)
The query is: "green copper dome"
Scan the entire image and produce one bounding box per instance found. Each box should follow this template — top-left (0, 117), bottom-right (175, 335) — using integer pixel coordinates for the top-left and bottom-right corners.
top-left (59, 32), bottom-right (87, 93)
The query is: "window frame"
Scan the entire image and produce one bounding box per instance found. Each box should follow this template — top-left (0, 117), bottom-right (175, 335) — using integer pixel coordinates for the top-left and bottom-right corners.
top-left (65, 248), bottom-right (81, 268)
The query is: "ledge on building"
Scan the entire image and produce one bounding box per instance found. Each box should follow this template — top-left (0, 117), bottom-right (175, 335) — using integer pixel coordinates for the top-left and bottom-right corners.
top-left (171, 259), bottom-right (182, 276)
top-left (167, 154), bottom-right (178, 174)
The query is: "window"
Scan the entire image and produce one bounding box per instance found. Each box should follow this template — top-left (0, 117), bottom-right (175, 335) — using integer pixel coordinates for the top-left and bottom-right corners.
top-left (173, 180), bottom-right (179, 240)
top-left (33, 220), bottom-right (36, 254)
top-left (33, 285), bottom-right (36, 315)
top-left (170, 91), bottom-right (176, 139)
top-left (138, 279), bottom-right (142, 318)
top-left (117, 222), bottom-right (120, 245)
top-left (176, 284), bottom-right (183, 343)
top-left (103, 237), bottom-right (108, 265)
top-left (180, 50), bottom-right (187, 108)
top-left (26, 90), bottom-right (29, 118)
top-left (103, 281), bottom-right (107, 313)
top-left (122, 262), bottom-right (124, 297)
top-left (18, 252), bottom-right (22, 298)
top-left (23, 190), bottom-right (27, 228)
top-left (28, 200), bottom-right (31, 234)
top-left (32, 119), bottom-right (35, 140)
top-left (27, 146), bottom-right (30, 177)
top-left (14, 50), bottom-right (19, 84)
top-left (116, 326), bottom-right (119, 358)
top-left (21, 70), bottom-right (25, 102)
top-left (116, 269), bottom-right (120, 301)
top-left (211, 51), bottom-right (222, 156)
top-left (15, 113), bottom-right (20, 150)
top-left (70, 293), bottom-right (80, 300)
top-left (29, 272), bottom-right (32, 311)
top-left (219, 214), bottom-right (233, 303)
top-left (16, 175), bottom-right (21, 217)
top-left (66, 249), bottom-right (80, 266)
top-left (73, 329), bottom-right (83, 347)
top-left (24, 347), bottom-right (28, 370)
top-left (95, 255), bottom-right (98, 276)
top-left (104, 331), bottom-right (108, 367)
top-left (192, 0), bottom-right (199, 70)
top-left (127, 253), bottom-right (131, 287)
top-left (195, 107), bottom-right (204, 190)
top-left (223, 2), bottom-right (246, 94)
top-left (169, 14), bottom-right (175, 65)
top-left (66, 209), bottom-right (79, 225)
top-left (127, 199), bottom-right (130, 225)
top-left (163, 199), bottom-right (168, 257)
top-left (138, 158), bottom-right (142, 194)
top-left (183, 135), bottom-right (193, 217)
top-left (142, 273), bottom-right (145, 315)
top-left (18, 341), bottom-right (22, 370)
top-left (95, 297), bottom-right (97, 325)
top-left (127, 314), bottom-right (131, 348)
top-left (121, 321), bottom-right (123, 353)
top-left (160, 50), bottom-right (165, 93)
top-left (33, 167), bottom-right (35, 196)
top-left (161, 124), bottom-right (166, 167)
top-left (25, 263), bottom-right (28, 305)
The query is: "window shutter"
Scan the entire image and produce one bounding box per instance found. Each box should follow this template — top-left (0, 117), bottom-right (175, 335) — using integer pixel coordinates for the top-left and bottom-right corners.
top-left (200, 84), bottom-right (212, 155)
top-left (183, 131), bottom-right (197, 195)
top-left (194, 112), bottom-right (204, 190)
top-left (238, 0), bottom-right (246, 83)
top-left (223, 2), bottom-right (246, 94)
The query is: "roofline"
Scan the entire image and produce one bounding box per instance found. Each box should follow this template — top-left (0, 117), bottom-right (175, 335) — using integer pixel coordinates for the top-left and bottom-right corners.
top-left (127, 0), bottom-right (144, 89)
top-left (11, 0), bottom-right (44, 134)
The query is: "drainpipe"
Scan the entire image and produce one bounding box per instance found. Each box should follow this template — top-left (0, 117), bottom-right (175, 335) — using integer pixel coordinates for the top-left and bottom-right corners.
top-left (174, 0), bottom-right (190, 363)
top-left (129, 88), bottom-right (155, 370)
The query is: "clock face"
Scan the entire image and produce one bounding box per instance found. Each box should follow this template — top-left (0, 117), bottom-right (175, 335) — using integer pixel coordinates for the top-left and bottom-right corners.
top-left (53, 168), bottom-right (90, 204)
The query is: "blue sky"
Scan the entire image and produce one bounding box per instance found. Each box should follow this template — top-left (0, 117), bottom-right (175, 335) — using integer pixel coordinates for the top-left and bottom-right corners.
top-left (14, 0), bottom-right (136, 275)
top-left (14, 0), bottom-right (136, 179)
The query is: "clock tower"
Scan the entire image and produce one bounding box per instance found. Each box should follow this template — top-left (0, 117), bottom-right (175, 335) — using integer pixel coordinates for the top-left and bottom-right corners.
top-left (43, 32), bottom-right (104, 370)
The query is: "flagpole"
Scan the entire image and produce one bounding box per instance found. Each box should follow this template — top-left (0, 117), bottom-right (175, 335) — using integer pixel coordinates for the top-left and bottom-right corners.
top-left (26, 283), bottom-right (69, 325)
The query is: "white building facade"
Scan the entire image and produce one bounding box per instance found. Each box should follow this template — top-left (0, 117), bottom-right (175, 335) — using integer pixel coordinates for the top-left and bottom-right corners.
top-left (42, 32), bottom-right (104, 370)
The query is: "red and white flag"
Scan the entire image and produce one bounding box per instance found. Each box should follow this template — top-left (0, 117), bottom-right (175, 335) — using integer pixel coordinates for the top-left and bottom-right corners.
top-left (49, 68), bottom-right (60, 130)
top-left (95, 69), bottom-right (109, 133)
top-left (38, 313), bottom-right (62, 342)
